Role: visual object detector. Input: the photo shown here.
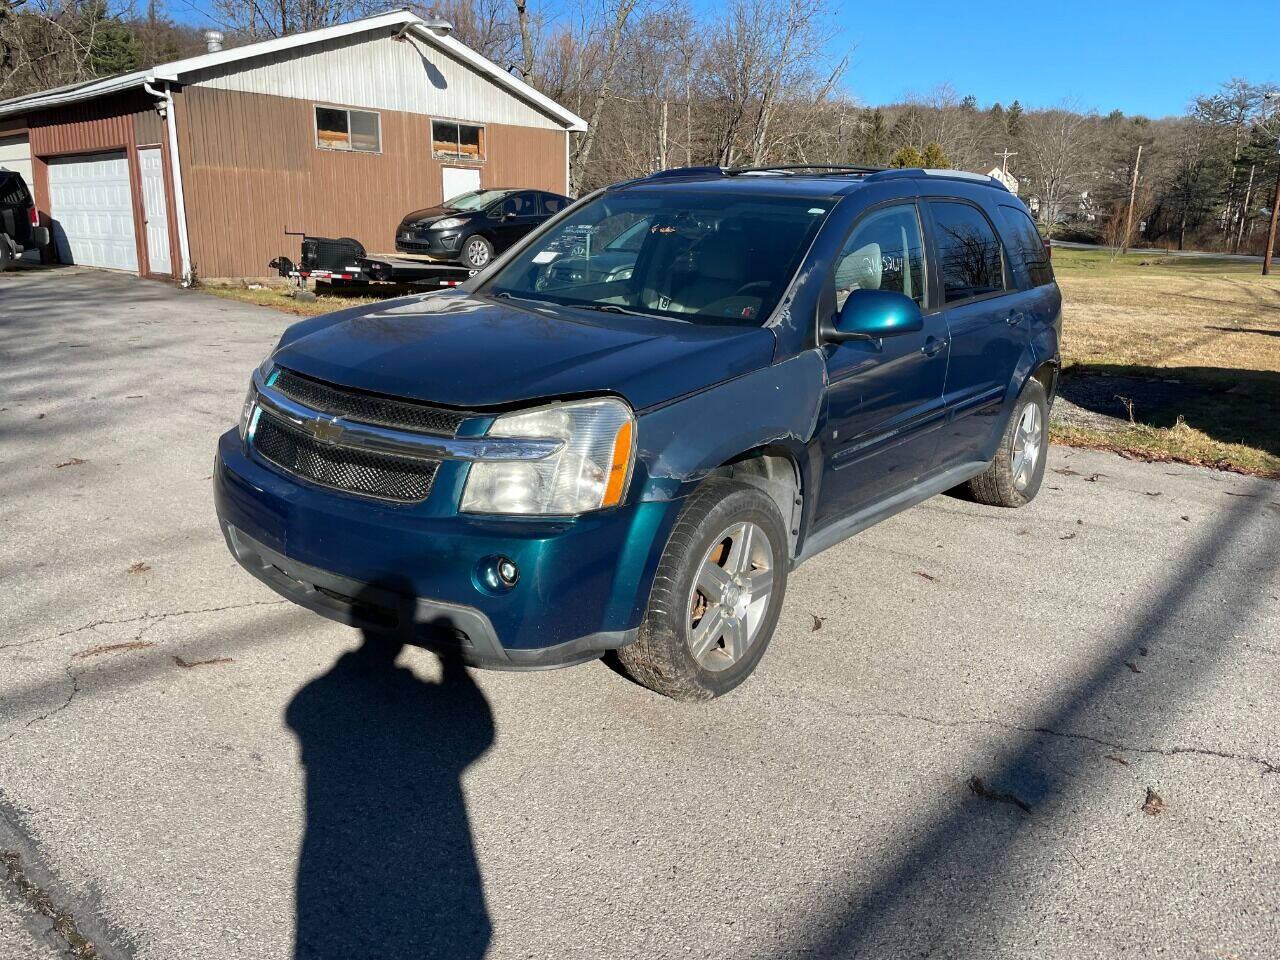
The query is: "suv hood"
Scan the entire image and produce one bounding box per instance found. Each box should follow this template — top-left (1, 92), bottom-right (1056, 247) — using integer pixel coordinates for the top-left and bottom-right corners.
top-left (271, 292), bottom-right (777, 411)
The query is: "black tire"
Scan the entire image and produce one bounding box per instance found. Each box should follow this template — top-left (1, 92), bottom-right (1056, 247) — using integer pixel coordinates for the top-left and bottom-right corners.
top-left (617, 478), bottom-right (789, 701)
top-left (0, 240), bottom-right (12, 273)
top-left (965, 378), bottom-right (1049, 507)
top-left (462, 235), bottom-right (493, 269)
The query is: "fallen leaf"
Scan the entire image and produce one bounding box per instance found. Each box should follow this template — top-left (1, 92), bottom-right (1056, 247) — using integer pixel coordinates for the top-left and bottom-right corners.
top-left (1125, 661), bottom-right (1142, 674)
top-left (1059, 532), bottom-right (1077, 540)
top-left (1104, 754), bottom-right (1130, 766)
top-left (1141, 787), bottom-right (1165, 816)
top-left (809, 614), bottom-right (825, 632)
top-left (1084, 472), bottom-right (1106, 482)
top-left (1181, 515), bottom-right (1190, 522)
top-left (55, 457), bottom-right (87, 469)
top-left (127, 562), bottom-right (151, 574)
top-left (1138, 646), bottom-right (1149, 657)
top-left (36, 413), bottom-right (46, 419)
top-left (73, 641), bottom-right (154, 659)
top-left (1053, 467), bottom-right (1081, 477)
top-left (173, 655), bottom-right (234, 669)
top-left (913, 570), bottom-right (938, 583)
top-left (1144, 491), bottom-right (1162, 497)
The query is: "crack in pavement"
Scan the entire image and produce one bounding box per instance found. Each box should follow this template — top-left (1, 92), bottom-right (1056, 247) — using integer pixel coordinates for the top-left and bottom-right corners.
top-left (0, 599), bottom-right (288, 654)
top-left (1, 599), bottom-right (287, 746)
top-left (782, 696), bottom-right (1280, 778)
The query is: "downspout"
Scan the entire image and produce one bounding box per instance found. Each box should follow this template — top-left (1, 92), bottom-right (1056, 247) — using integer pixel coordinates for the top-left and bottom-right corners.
top-left (144, 79), bottom-right (193, 285)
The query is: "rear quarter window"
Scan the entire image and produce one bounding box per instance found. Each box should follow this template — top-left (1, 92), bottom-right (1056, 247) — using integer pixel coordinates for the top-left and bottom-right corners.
top-left (996, 204), bottom-right (1054, 288)
top-left (0, 171), bottom-right (30, 207)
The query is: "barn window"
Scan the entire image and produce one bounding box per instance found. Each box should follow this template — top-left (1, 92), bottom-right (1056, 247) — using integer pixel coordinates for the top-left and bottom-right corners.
top-left (315, 106), bottom-right (381, 153)
top-left (432, 120), bottom-right (485, 161)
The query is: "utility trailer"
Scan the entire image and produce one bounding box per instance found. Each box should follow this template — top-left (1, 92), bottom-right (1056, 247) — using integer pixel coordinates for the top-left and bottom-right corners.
top-left (270, 234), bottom-right (475, 291)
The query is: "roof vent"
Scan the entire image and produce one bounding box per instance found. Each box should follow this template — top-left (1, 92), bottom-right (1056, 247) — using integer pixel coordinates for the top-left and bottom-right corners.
top-left (420, 16), bottom-right (453, 35)
top-left (203, 30), bottom-right (224, 53)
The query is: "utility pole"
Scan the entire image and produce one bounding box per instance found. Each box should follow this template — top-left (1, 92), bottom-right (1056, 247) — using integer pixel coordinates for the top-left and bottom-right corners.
top-left (995, 148), bottom-right (1017, 176)
top-left (1122, 144), bottom-right (1143, 255)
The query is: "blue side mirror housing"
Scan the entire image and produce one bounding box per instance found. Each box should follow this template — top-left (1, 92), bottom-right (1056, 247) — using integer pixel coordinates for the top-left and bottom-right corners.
top-left (823, 289), bottom-right (924, 343)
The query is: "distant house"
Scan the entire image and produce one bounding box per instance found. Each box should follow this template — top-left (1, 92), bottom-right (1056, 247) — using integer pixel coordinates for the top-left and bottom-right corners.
top-left (986, 166), bottom-right (1019, 195)
top-left (0, 10), bottom-right (585, 280)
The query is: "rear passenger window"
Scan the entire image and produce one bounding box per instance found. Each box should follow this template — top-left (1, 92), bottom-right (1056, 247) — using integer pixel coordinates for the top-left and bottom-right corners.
top-left (929, 201), bottom-right (1005, 303)
top-left (543, 194), bottom-right (567, 214)
top-left (997, 204), bottom-right (1054, 287)
top-left (831, 204), bottom-right (927, 311)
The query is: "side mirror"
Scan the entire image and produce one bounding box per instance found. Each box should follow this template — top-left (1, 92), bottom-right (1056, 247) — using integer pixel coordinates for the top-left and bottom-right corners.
top-left (822, 289), bottom-right (924, 343)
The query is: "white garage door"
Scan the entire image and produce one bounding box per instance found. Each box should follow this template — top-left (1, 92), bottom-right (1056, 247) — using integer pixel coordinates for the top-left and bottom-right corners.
top-left (48, 152), bottom-right (138, 272)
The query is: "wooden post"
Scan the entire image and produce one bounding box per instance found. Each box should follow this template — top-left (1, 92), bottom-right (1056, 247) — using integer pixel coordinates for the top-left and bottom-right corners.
top-left (1265, 165), bottom-right (1280, 276)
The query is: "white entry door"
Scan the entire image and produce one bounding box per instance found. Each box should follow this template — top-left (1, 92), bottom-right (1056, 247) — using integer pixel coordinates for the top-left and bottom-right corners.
top-left (138, 147), bottom-right (171, 275)
top-left (442, 166), bottom-right (481, 204)
top-left (0, 134), bottom-right (39, 261)
top-left (47, 152), bottom-right (138, 272)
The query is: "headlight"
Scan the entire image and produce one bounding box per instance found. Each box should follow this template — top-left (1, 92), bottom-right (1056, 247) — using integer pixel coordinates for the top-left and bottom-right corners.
top-left (433, 217), bottom-right (466, 230)
top-left (238, 354), bottom-right (275, 440)
top-left (461, 398), bottom-right (635, 515)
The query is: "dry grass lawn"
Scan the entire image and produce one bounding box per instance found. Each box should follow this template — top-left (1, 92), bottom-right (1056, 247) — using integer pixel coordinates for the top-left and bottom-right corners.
top-left (1052, 248), bottom-right (1280, 477)
top-left (202, 282), bottom-right (392, 318)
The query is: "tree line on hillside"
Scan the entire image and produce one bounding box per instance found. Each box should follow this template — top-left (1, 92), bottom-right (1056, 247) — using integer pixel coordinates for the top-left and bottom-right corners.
top-left (3, 0), bottom-right (1277, 254)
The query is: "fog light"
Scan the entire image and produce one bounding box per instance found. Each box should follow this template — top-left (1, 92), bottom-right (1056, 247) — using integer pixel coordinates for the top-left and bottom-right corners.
top-left (497, 558), bottom-right (519, 586)
top-left (474, 555), bottom-right (520, 595)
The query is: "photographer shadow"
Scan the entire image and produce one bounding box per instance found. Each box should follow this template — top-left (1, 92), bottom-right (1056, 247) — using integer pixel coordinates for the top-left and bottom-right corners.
top-left (285, 581), bottom-right (495, 959)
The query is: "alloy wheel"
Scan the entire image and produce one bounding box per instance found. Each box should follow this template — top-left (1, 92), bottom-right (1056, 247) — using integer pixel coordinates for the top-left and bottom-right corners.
top-left (686, 521), bottom-right (774, 672)
top-left (465, 239), bottom-right (490, 267)
top-left (1011, 402), bottom-right (1043, 492)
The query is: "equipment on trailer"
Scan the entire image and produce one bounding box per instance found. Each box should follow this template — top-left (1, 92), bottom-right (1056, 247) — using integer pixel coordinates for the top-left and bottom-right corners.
top-left (270, 231), bottom-right (476, 290)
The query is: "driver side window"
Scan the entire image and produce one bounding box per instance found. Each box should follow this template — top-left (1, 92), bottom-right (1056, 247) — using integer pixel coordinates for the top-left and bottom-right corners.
top-left (832, 204), bottom-right (927, 311)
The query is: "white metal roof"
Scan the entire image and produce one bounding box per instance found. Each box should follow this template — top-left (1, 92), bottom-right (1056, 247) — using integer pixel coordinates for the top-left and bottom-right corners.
top-left (0, 9), bottom-right (587, 131)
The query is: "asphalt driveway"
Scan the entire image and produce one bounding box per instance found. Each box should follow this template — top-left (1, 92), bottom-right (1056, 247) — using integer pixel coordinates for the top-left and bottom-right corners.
top-left (2, 267), bottom-right (1278, 959)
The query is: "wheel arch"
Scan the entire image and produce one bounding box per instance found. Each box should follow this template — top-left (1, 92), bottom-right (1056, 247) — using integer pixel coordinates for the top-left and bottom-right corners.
top-left (700, 446), bottom-right (804, 558)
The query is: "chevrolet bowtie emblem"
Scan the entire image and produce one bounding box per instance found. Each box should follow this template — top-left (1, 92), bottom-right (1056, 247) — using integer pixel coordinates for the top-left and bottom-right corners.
top-left (309, 418), bottom-right (344, 443)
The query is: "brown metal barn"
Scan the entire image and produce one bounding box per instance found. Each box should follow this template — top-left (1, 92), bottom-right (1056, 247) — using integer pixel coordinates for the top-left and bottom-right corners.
top-left (0, 10), bottom-right (586, 281)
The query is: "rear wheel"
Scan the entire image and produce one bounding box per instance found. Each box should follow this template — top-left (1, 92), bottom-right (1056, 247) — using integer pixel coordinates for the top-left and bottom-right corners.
top-left (965, 378), bottom-right (1048, 507)
top-left (617, 478), bottom-right (789, 701)
top-left (0, 240), bottom-right (12, 273)
top-left (462, 235), bottom-right (493, 269)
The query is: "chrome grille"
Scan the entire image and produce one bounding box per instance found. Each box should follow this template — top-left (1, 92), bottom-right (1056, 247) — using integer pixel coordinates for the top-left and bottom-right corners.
top-left (273, 368), bottom-right (468, 436)
top-left (253, 412), bottom-right (440, 503)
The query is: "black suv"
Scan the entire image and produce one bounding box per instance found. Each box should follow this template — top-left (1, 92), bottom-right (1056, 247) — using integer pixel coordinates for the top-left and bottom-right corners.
top-left (0, 169), bottom-right (47, 271)
top-left (395, 188), bottom-right (571, 268)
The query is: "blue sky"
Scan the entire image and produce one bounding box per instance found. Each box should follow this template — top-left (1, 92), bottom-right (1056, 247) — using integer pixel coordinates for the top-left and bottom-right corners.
top-left (828, 0), bottom-right (1279, 117)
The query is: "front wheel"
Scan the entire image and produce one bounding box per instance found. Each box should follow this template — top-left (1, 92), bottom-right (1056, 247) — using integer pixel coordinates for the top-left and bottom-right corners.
top-left (462, 235), bottom-right (493, 269)
top-left (617, 478), bottom-right (789, 701)
top-left (965, 378), bottom-right (1048, 507)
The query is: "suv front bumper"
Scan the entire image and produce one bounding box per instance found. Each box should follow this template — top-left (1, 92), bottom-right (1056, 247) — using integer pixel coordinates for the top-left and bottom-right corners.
top-left (213, 429), bottom-right (677, 669)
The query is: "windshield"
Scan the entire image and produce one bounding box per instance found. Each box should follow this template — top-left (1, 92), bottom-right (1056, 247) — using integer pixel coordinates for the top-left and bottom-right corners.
top-left (482, 190), bottom-right (832, 325)
top-left (444, 189), bottom-right (510, 211)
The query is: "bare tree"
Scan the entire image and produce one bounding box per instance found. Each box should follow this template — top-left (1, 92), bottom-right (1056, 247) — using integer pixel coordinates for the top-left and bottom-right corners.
top-left (1018, 107), bottom-right (1099, 237)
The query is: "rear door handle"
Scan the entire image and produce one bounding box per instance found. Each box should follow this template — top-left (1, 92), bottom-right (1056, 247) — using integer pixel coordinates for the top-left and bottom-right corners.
top-left (922, 336), bottom-right (948, 358)
top-left (1007, 311), bottom-right (1026, 326)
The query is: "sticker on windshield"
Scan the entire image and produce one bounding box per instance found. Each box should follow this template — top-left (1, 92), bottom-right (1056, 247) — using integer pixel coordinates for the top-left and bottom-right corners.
top-left (808, 208), bottom-right (826, 215)
top-left (532, 251), bottom-right (560, 264)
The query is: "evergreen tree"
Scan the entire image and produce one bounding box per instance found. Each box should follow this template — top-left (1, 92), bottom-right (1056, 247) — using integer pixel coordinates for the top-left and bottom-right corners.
top-left (859, 108), bottom-right (889, 165)
top-left (921, 142), bottom-right (950, 168)
top-left (889, 145), bottom-right (925, 168)
top-left (1007, 100), bottom-right (1024, 137)
top-left (961, 94), bottom-right (978, 112)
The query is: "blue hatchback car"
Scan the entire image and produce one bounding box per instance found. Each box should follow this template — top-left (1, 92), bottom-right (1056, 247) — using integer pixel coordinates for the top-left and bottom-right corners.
top-left (215, 165), bottom-right (1062, 700)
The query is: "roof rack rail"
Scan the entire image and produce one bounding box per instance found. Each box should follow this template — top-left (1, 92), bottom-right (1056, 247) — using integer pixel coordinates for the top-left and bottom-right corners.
top-left (641, 166), bottom-right (726, 181)
top-left (864, 168), bottom-right (1009, 192)
top-left (723, 164), bottom-right (886, 177)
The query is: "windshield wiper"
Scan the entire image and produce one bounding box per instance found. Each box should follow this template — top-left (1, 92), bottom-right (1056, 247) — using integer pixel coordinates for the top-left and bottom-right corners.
top-left (494, 291), bottom-right (557, 308)
top-left (573, 303), bottom-right (658, 318)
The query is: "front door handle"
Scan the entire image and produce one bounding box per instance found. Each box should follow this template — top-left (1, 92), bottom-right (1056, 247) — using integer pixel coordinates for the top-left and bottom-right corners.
top-left (1007, 311), bottom-right (1026, 326)
top-left (922, 336), bottom-right (948, 358)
